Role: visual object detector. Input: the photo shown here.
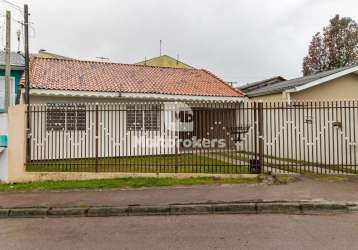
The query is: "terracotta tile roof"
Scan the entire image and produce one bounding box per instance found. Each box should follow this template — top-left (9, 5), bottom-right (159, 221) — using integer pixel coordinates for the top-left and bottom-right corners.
top-left (23, 57), bottom-right (243, 97)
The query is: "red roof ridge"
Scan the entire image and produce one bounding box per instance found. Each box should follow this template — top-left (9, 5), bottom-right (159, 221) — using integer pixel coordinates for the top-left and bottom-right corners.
top-left (23, 56), bottom-right (244, 97)
top-left (31, 56), bottom-right (202, 72)
top-left (200, 69), bottom-right (245, 96)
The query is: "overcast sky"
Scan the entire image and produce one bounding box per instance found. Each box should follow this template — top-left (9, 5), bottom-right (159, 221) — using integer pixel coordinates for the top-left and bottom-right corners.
top-left (1, 0), bottom-right (358, 85)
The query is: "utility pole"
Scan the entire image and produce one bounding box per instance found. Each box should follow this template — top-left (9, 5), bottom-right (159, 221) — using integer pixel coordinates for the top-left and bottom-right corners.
top-left (24, 4), bottom-right (30, 105)
top-left (4, 11), bottom-right (11, 113)
top-left (24, 4), bottom-right (31, 163)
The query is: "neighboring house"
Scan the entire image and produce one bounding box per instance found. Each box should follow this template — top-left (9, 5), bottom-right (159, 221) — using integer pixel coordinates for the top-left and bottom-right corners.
top-left (0, 50), bottom-right (69, 112)
top-left (242, 64), bottom-right (358, 101)
top-left (239, 76), bottom-right (286, 96)
top-left (22, 57), bottom-right (243, 160)
top-left (136, 55), bottom-right (194, 69)
top-left (0, 51), bottom-right (25, 111)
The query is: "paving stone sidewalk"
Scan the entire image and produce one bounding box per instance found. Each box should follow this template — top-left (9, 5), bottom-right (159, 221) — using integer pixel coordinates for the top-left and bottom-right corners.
top-left (1, 176), bottom-right (358, 209)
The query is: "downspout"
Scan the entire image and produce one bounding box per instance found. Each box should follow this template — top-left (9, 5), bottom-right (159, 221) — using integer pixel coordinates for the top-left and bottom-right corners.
top-left (283, 90), bottom-right (292, 104)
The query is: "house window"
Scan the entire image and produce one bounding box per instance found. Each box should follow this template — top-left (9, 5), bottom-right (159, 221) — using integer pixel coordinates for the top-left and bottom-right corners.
top-left (127, 104), bottom-right (160, 131)
top-left (0, 76), bottom-right (16, 112)
top-left (46, 104), bottom-right (86, 131)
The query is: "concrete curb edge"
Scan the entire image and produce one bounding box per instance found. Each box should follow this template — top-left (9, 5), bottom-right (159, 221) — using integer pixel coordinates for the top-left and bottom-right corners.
top-left (0, 201), bottom-right (357, 219)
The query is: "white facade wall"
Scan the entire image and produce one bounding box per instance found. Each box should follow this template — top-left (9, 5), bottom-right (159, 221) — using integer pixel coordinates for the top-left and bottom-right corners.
top-left (30, 103), bottom-right (178, 160)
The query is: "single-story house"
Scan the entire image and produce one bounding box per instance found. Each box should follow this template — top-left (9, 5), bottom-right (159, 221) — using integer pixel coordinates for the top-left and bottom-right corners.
top-left (239, 64), bottom-right (358, 101)
top-left (0, 50), bottom-right (69, 113)
top-left (0, 51), bottom-right (25, 111)
top-left (22, 56), bottom-right (242, 102)
top-left (21, 57), bottom-right (244, 160)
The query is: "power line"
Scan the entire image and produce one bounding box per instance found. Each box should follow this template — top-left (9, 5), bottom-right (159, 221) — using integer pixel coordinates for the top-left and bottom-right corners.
top-left (0, 9), bottom-right (36, 39)
top-left (0, 9), bottom-right (23, 24)
top-left (0, 0), bottom-right (23, 12)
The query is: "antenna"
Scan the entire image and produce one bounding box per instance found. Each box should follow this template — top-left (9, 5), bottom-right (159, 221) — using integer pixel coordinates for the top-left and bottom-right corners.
top-left (96, 56), bottom-right (110, 62)
top-left (159, 40), bottom-right (162, 56)
top-left (176, 54), bottom-right (179, 65)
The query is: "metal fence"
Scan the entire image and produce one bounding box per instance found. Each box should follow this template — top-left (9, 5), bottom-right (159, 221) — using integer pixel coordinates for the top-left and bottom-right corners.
top-left (260, 101), bottom-right (358, 175)
top-left (26, 100), bottom-right (358, 175)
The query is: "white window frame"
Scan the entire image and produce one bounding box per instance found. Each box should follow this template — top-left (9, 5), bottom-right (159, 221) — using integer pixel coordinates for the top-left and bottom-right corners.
top-left (126, 104), bottom-right (161, 132)
top-left (46, 103), bottom-right (86, 131)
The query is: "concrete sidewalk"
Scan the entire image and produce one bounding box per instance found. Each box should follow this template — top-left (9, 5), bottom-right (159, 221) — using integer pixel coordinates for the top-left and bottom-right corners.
top-left (1, 176), bottom-right (358, 209)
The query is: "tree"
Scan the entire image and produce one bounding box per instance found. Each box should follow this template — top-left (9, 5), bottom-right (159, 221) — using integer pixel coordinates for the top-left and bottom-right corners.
top-left (303, 15), bottom-right (358, 76)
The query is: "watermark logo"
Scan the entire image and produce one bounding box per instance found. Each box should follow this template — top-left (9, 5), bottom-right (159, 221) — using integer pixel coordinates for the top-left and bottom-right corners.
top-left (164, 102), bottom-right (194, 132)
top-left (131, 135), bottom-right (227, 150)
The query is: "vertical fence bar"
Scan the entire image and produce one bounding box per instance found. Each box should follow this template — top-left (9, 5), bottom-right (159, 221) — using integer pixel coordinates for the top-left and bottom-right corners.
top-left (175, 102), bottom-right (179, 173)
top-left (354, 100), bottom-right (357, 172)
top-left (322, 101), bottom-right (327, 174)
top-left (26, 105), bottom-right (31, 164)
top-left (26, 100), bottom-right (358, 175)
top-left (95, 103), bottom-right (99, 172)
top-left (258, 102), bottom-right (264, 174)
top-left (253, 102), bottom-right (257, 172)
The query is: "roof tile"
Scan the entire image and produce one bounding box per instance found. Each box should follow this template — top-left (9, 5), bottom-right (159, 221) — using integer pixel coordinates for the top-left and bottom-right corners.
top-left (24, 57), bottom-right (243, 97)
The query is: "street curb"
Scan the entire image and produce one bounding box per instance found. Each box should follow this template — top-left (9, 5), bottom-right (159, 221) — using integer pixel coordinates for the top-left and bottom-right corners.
top-left (0, 201), bottom-right (357, 219)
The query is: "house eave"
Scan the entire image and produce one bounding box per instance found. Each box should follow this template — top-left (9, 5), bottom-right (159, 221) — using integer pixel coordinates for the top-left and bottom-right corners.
top-left (249, 66), bottom-right (358, 96)
top-left (0, 65), bottom-right (25, 71)
top-left (29, 89), bottom-right (245, 102)
top-left (287, 66), bottom-right (358, 93)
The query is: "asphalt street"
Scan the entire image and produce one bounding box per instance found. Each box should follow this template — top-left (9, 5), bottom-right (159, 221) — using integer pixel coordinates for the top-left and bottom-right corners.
top-left (1, 214), bottom-right (358, 250)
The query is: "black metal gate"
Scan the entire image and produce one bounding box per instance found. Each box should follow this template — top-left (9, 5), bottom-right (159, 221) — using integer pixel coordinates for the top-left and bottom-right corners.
top-left (26, 101), bottom-right (358, 175)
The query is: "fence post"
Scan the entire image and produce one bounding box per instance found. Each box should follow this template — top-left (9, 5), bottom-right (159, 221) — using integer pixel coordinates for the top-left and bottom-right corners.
top-left (26, 105), bottom-right (31, 164)
top-left (258, 102), bottom-right (264, 174)
top-left (253, 102), bottom-right (257, 158)
top-left (95, 104), bottom-right (99, 172)
top-left (175, 103), bottom-right (179, 173)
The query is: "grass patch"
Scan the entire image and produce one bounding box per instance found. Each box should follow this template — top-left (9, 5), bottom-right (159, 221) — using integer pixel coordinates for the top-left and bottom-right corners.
top-left (26, 154), bottom-right (250, 174)
top-left (272, 175), bottom-right (300, 185)
top-left (217, 151), bottom-right (357, 175)
top-left (309, 175), bottom-right (351, 183)
top-left (0, 177), bottom-right (260, 192)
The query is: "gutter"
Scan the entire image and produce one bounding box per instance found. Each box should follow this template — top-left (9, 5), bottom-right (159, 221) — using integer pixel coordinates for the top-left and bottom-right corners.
top-left (0, 65), bottom-right (25, 71)
top-left (249, 66), bottom-right (358, 98)
top-left (29, 89), bottom-right (245, 102)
